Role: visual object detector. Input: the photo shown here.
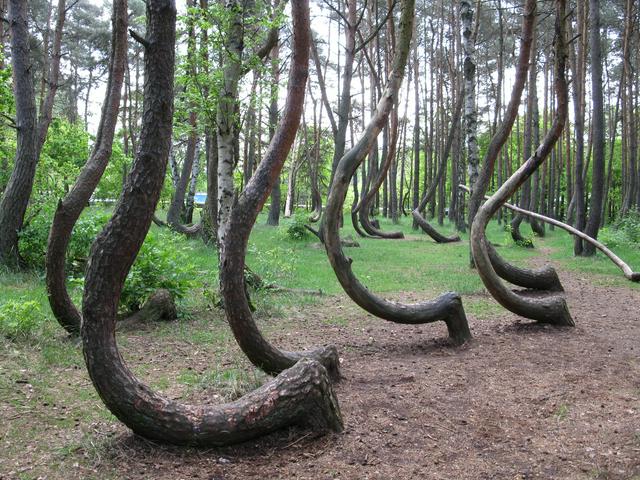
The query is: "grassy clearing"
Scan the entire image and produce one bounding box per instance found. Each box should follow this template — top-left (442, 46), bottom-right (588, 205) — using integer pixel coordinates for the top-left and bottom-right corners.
top-left (1, 210), bottom-right (638, 478)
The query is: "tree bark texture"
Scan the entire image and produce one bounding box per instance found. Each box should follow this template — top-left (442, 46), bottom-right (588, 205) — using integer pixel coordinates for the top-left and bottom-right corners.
top-left (219, 0), bottom-right (341, 379)
top-left (267, 41), bottom-right (281, 226)
top-left (46, 0), bottom-right (128, 334)
top-left (583, 0), bottom-right (605, 256)
top-left (0, 0), bottom-right (39, 267)
top-left (461, 0), bottom-right (479, 211)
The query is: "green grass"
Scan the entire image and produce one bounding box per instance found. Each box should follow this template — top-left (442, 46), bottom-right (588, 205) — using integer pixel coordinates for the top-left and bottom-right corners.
top-left (1, 208), bottom-right (639, 478)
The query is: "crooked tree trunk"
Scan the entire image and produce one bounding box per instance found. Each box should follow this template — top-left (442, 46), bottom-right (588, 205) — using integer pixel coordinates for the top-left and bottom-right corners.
top-left (411, 86), bottom-right (464, 243)
top-left (82, 0), bottom-right (342, 446)
top-left (470, 0), bottom-right (574, 327)
top-left (464, 186), bottom-right (639, 282)
top-left (219, 1), bottom-right (341, 379)
top-left (464, 0), bottom-right (562, 296)
top-left (46, 0), bottom-right (128, 335)
top-left (323, 0), bottom-right (471, 346)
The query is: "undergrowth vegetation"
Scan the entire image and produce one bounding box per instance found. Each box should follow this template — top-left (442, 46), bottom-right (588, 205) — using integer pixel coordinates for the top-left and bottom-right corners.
top-left (4, 207), bottom-right (639, 342)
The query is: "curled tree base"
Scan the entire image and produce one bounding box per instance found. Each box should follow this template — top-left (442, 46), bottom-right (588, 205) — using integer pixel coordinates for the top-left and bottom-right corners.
top-left (487, 243), bottom-right (563, 291)
top-left (470, 0), bottom-right (574, 328)
top-left (219, 0), bottom-right (343, 380)
top-left (322, 0), bottom-right (471, 347)
top-left (411, 211), bottom-right (461, 243)
top-left (80, 0), bottom-right (342, 447)
top-left (461, 185), bottom-right (564, 292)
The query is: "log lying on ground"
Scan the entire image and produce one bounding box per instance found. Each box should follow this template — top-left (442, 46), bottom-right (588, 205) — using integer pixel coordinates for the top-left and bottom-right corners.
top-left (465, 185), bottom-right (640, 283)
top-left (45, 0), bottom-right (128, 335)
top-left (118, 289), bottom-right (177, 328)
top-left (322, 0), bottom-right (471, 345)
top-left (219, 0), bottom-right (341, 379)
top-left (81, 0), bottom-right (342, 446)
top-left (460, 185), bottom-right (564, 292)
top-left (470, 0), bottom-right (574, 327)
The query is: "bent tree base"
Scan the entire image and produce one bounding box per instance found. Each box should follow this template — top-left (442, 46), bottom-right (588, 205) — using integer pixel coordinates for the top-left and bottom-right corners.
top-left (81, 0), bottom-right (342, 447)
top-left (470, 0), bottom-right (574, 328)
top-left (322, 0), bottom-right (471, 346)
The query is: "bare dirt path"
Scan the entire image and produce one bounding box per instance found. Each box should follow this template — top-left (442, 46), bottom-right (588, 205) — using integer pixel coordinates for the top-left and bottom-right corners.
top-left (2, 263), bottom-right (639, 480)
top-left (97, 265), bottom-right (640, 480)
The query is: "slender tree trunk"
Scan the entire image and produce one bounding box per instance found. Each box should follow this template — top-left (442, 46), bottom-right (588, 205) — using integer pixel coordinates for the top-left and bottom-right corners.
top-left (462, 0), bottom-right (479, 228)
top-left (267, 41), bottom-right (281, 226)
top-left (46, 0), bottom-right (128, 334)
top-left (0, 0), bottom-right (38, 267)
top-left (583, 0), bottom-right (605, 255)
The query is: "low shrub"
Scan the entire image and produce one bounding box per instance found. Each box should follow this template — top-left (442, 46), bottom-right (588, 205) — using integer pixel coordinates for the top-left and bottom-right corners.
top-left (285, 211), bottom-right (311, 241)
top-left (600, 208), bottom-right (640, 248)
top-left (0, 299), bottom-right (44, 339)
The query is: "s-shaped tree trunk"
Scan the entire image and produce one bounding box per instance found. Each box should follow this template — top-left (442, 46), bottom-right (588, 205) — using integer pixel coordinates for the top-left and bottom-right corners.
top-left (323, 0), bottom-right (471, 346)
top-left (470, 0), bottom-right (574, 327)
top-left (219, 0), bottom-right (341, 379)
top-left (82, 0), bottom-right (342, 445)
top-left (46, 0), bottom-right (128, 335)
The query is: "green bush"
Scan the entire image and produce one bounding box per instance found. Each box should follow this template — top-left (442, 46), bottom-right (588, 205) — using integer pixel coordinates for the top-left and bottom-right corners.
top-left (120, 230), bottom-right (195, 312)
top-left (19, 205), bottom-right (110, 274)
top-left (600, 208), bottom-right (640, 248)
top-left (0, 299), bottom-right (44, 339)
top-left (19, 208), bottom-right (194, 313)
top-left (285, 211), bottom-right (311, 241)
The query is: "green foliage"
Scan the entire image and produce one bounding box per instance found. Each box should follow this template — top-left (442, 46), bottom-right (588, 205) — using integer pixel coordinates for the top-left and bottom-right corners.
top-left (247, 243), bottom-right (297, 286)
top-left (35, 119), bottom-right (90, 202)
top-left (19, 206), bottom-right (194, 313)
top-left (600, 208), bottom-right (640, 248)
top-left (120, 230), bottom-right (195, 312)
top-left (285, 211), bottom-right (311, 241)
top-left (0, 298), bottom-right (44, 339)
top-left (19, 205), bottom-right (110, 274)
top-left (503, 222), bottom-right (534, 248)
top-left (0, 48), bottom-right (16, 191)
top-left (94, 140), bottom-right (131, 201)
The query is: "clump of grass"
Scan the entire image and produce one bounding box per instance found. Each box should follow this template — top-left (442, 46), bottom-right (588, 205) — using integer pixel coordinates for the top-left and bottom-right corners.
top-left (179, 365), bottom-right (267, 401)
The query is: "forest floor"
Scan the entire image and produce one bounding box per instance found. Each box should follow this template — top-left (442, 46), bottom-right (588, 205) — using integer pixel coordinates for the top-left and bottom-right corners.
top-left (1, 219), bottom-right (639, 480)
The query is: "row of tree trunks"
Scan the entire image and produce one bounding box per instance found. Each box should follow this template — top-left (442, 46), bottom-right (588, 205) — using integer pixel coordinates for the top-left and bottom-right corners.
top-left (0, 0), bottom-right (66, 267)
top-left (411, 87), bottom-right (464, 243)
